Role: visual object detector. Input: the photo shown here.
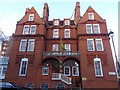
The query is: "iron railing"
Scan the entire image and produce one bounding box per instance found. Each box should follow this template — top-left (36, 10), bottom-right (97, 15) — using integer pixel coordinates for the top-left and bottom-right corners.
top-left (43, 51), bottom-right (79, 56)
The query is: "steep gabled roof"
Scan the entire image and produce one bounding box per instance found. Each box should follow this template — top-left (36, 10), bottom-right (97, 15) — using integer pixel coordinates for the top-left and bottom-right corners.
top-left (17, 7), bottom-right (44, 24)
top-left (79, 6), bottom-right (105, 23)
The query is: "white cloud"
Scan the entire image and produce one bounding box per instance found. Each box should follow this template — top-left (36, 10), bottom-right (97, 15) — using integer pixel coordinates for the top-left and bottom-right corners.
top-left (0, 13), bottom-right (19, 36)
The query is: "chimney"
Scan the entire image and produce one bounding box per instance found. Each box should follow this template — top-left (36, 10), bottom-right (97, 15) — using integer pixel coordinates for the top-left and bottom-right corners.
top-left (25, 8), bottom-right (30, 14)
top-left (43, 3), bottom-right (49, 22)
top-left (74, 2), bottom-right (81, 24)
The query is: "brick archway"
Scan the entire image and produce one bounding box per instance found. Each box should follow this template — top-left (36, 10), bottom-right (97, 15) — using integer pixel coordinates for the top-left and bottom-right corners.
top-left (62, 57), bottom-right (82, 88)
top-left (42, 57), bottom-right (60, 73)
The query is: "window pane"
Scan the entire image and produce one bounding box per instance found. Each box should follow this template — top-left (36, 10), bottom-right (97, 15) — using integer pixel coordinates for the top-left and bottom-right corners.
top-left (86, 25), bottom-right (92, 34)
top-left (64, 29), bottom-right (70, 38)
top-left (93, 25), bottom-right (100, 33)
top-left (65, 20), bottom-right (70, 25)
top-left (53, 29), bottom-right (59, 38)
top-left (23, 26), bottom-right (29, 34)
top-left (94, 58), bottom-right (103, 77)
top-left (19, 40), bottom-right (27, 51)
top-left (87, 39), bottom-right (94, 51)
top-left (65, 44), bottom-right (70, 51)
top-left (52, 44), bottom-right (58, 51)
top-left (65, 68), bottom-right (69, 74)
top-left (30, 25), bottom-right (36, 34)
top-left (64, 66), bottom-right (70, 76)
top-left (2, 67), bottom-right (7, 76)
top-left (19, 58), bottom-right (28, 76)
top-left (95, 61), bottom-right (102, 76)
top-left (0, 67), bottom-right (2, 75)
top-left (27, 39), bottom-right (35, 51)
top-left (21, 61), bottom-right (27, 74)
top-left (88, 13), bottom-right (94, 20)
top-left (54, 20), bottom-right (59, 25)
top-left (64, 44), bottom-right (71, 55)
top-left (72, 66), bottom-right (79, 76)
top-left (29, 14), bottom-right (34, 21)
top-left (96, 39), bottom-right (103, 51)
top-left (57, 84), bottom-right (64, 90)
top-left (42, 67), bottom-right (48, 75)
top-left (41, 83), bottom-right (48, 90)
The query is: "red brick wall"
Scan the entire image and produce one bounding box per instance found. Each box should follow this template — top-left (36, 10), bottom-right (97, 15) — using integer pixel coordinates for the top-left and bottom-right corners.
top-left (5, 3), bottom-right (118, 89)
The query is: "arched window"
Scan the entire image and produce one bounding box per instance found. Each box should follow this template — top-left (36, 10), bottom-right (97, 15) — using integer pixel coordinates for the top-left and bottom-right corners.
top-left (94, 58), bottom-right (103, 77)
top-left (26, 82), bottom-right (34, 89)
top-left (19, 58), bottom-right (28, 76)
top-left (41, 83), bottom-right (48, 90)
top-left (57, 84), bottom-right (64, 90)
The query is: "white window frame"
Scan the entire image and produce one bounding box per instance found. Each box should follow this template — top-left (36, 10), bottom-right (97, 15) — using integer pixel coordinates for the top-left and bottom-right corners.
top-left (19, 58), bottom-right (28, 76)
top-left (42, 66), bottom-right (48, 75)
top-left (27, 39), bottom-right (35, 51)
top-left (87, 39), bottom-right (95, 51)
top-left (95, 39), bottom-right (104, 51)
top-left (65, 20), bottom-right (70, 25)
top-left (52, 44), bottom-right (59, 55)
top-left (3, 47), bottom-right (6, 50)
top-left (1, 51), bottom-right (5, 54)
top-left (65, 44), bottom-right (70, 51)
top-left (30, 25), bottom-right (36, 34)
top-left (64, 29), bottom-right (70, 38)
top-left (86, 24), bottom-right (93, 34)
top-left (0, 42), bottom-right (2, 51)
top-left (94, 58), bottom-right (103, 77)
top-left (53, 29), bottom-right (59, 38)
top-left (19, 39), bottom-right (27, 51)
top-left (93, 24), bottom-right (100, 34)
top-left (72, 66), bottom-right (79, 76)
top-left (0, 66), bottom-right (7, 76)
top-left (52, 44), bottom-right (58, 51)
top-left (28, 14), bottom-right (34, 21)
top-left (22, 25), bottom-right (29, 35)
top-left (88, 13), bottom-right (94, 20)
top-left (54, 20), bottom-right (59, 26)
top-left (64, 44), bottom-right (71, 55)
top-left (64, 66), bottom-right (70, 76)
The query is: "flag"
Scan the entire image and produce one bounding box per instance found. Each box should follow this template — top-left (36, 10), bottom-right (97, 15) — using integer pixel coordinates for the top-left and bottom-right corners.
top-left (60, 38), bottom-right (66, 51)
top-left (61, 42), bottom-right (65, 51)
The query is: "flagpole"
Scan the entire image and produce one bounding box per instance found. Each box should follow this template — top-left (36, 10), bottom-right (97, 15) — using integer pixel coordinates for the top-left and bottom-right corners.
top-left (60, 37), bottom-right (62, 52)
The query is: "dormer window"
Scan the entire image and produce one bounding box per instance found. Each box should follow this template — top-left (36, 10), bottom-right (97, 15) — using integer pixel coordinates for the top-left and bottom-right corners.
top-left (65, 20), bottom-right (70, 25)
top-left (29, 14), bottom-right (34, 21)
top-left (54, 20), bottom-right (59, 26)
top-left (88, 13), bottom-right (94, 20)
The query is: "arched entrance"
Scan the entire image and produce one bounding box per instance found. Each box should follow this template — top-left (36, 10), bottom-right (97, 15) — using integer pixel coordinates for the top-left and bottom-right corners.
top-left (43, 57), bottom-right (60, 73)
top-left (63, 57), bottom-right (82, 87)
top-left (63, 58), bottom-right (80, 76)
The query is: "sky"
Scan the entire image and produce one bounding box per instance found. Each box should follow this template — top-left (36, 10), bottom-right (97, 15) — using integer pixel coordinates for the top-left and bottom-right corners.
top-left (0, 0), bottom-right (119, 58)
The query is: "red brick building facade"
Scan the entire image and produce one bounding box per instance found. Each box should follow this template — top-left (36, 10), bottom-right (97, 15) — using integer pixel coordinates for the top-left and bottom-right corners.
top-left (6, 2), bottom-right (118, 89)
